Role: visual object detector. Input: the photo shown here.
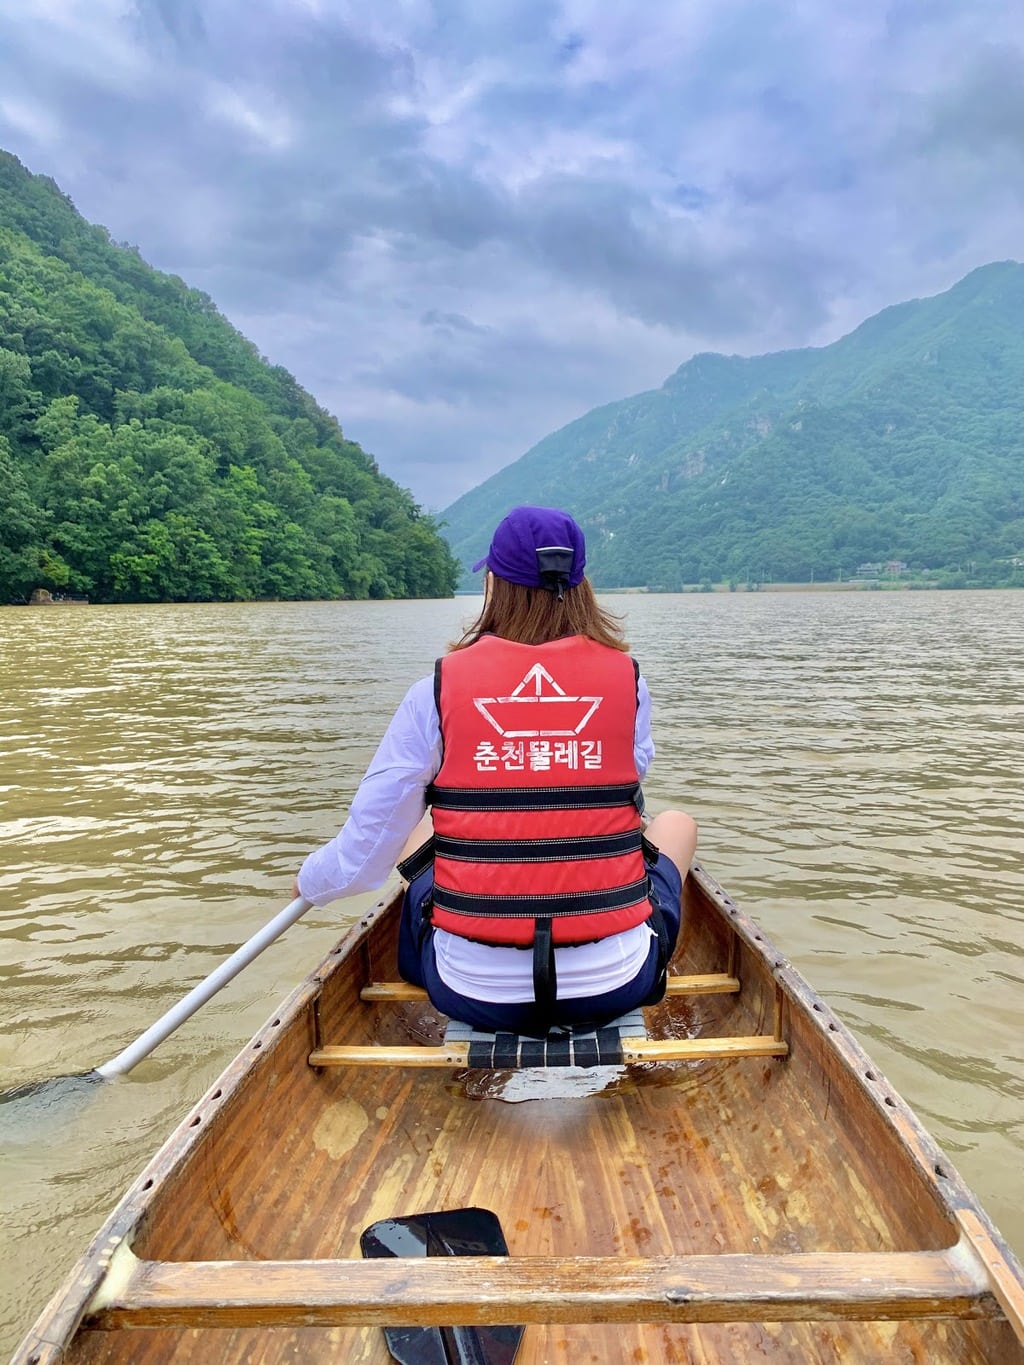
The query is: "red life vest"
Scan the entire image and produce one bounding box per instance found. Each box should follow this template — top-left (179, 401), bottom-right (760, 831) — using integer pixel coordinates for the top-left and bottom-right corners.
top-left (426, 634), bottom-right (654, 948)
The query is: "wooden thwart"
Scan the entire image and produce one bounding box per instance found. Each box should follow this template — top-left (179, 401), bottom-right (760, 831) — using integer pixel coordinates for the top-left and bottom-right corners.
top-left (309, 1034), bottom-right (789, 1068)
top-left (359, 973), bottom-right (741, 1002)
top-left (87, 1246), bottom-right (995, 1330)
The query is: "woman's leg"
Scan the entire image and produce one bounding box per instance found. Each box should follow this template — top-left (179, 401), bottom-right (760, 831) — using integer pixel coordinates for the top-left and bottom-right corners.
top-left (645, 809), bottom-right (698, 876)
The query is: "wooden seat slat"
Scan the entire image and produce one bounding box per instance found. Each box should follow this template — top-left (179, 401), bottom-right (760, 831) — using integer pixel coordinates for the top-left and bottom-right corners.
top-left (666, 972), bottom-right (741, 995)
top-left (359, 973), bottom-right (741, 1002)
top-left (308, 1035), bottom-right (789, 1068)
top-left (359, 981), bottom-right (429, 1001)
top-left (88, 1246), bottom-right (995, 1330)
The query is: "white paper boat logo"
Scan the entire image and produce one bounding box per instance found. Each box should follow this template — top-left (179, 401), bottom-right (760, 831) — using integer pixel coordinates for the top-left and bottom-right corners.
top-left (474, 664), bottom-right (602, 738)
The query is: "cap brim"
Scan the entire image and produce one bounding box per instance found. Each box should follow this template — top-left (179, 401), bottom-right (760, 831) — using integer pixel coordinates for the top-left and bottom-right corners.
top-left (471, 557), bottom-right (488, 573)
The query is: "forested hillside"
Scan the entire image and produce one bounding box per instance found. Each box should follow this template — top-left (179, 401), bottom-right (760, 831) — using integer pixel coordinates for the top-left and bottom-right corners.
top-left (442, 264), bottom-right (1024, 589)
top-left (0, 151), bottom-right (459, 603)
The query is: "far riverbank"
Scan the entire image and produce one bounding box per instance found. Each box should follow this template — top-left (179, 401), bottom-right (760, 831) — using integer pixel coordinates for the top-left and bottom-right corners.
top-left (603, 579), bottom-right (1024, 594)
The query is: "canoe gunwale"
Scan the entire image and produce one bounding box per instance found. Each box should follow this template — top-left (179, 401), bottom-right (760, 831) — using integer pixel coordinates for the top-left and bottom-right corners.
top-left (13, 865), bottom-right (1024, 1361)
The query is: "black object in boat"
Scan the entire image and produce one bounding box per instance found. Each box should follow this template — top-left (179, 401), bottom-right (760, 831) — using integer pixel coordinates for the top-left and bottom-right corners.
top-left (360, 1208), bottom-right (523, 1364)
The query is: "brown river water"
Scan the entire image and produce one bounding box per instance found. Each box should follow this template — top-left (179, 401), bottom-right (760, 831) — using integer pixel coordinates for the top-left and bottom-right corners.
top-left (0, 590), bottom-right (1022, 1353)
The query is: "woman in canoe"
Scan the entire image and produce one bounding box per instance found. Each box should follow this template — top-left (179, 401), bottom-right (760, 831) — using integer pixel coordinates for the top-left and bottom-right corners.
top-left (295, 505), bottom-right (697, 1034)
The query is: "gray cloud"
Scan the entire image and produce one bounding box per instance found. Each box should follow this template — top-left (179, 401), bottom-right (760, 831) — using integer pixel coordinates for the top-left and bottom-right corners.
top-left (922, 42), bottom-right (1024, 162)
top-left (421, 310), bottom-right (491, 335)
top-left (146, 0), bottom-right (207, 49)
top-left (1, 0), bottom-right (1023, 509)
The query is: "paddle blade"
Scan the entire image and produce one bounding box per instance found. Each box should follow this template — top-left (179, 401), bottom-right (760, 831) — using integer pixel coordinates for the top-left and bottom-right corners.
top-left (0, 1070), bottom-right (101, 1106)
top-left (361, 1208), bottom-right (523, 1365)
top-left (0, 1071), bottom-right (103, 1143)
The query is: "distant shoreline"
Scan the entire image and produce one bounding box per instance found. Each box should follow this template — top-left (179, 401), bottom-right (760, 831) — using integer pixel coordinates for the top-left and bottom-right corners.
top-left (6, 581), bottom-right (1022, 608)
top-left (601, 580), bottom-right (1023, 594)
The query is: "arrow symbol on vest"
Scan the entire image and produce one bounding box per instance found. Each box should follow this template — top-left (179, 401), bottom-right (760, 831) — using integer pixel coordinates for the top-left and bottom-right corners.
top-left (474, 665), bottom-right (603, 737)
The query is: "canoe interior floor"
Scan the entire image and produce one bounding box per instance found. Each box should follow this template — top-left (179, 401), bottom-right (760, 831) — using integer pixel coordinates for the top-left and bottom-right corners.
top-left (67, 1025), bottom-right (1017, 1362)
top-left (57, 885), bottom-right (1023, 1364)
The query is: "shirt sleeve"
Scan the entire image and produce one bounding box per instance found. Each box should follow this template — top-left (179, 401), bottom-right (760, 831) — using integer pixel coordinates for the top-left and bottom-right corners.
top-left (296, 675), bottom-right (441, 905)
top-left (635, 672), bottom-right (655, 777)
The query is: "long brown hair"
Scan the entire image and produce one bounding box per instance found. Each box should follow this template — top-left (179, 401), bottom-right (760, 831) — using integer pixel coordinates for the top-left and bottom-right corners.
top-left (451, 575), bottom-right (629, 651)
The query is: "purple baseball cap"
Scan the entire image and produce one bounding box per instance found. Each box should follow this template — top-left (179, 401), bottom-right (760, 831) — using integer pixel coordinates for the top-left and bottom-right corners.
top-left (472, 506), bottom-right (586, 589)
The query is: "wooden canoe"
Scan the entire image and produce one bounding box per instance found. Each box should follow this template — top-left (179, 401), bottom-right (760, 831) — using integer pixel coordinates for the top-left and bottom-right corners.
top-left (14, 863), bottom-right (1024, 1363)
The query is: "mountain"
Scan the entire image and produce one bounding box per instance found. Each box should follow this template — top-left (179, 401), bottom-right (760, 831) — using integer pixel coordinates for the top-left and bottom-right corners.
top-left (0, 151), bottom-right (459, 603)
top-left (440, 263), bottom-right (1024, 589)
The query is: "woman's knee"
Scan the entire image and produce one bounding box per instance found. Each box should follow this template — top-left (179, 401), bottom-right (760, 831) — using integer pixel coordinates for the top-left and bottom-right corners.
top-left (645, 809), bottom-right (698, 873)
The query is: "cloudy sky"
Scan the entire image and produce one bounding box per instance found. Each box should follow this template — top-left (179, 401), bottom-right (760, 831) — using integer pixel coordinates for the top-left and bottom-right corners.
top-left (2, 1), bottom-right (1023, 510)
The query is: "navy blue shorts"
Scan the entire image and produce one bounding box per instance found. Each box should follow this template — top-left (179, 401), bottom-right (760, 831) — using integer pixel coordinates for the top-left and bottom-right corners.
top-left (397, 853), bottom-right (684, 1033)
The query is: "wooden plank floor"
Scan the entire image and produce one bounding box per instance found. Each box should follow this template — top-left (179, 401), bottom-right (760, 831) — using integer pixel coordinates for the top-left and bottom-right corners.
top-left (68, 1319), bottom-right (1023, 1364)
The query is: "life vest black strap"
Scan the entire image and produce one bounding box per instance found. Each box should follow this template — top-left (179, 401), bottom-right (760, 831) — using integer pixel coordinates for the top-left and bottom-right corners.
top-left (640, 830), bottom-right (659, 864)
top-left (431, 878), bottom-right (650, 921)
top-left (532, 918), bottom-right (557, 1023)
top-left (640, 895), bottom-right (671, 1006)
top-left (431, 657), bottom-right (446, 769)
top-left (396, 835), bottom-right (436, 883)
top-left (427, 781), bottom-right (643, 813)
top-left (434, 829), bottom-right (643, 864)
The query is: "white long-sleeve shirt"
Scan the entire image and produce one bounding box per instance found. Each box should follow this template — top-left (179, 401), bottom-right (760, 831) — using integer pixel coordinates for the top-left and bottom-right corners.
top-left (297, 670), bottom-right (657, 1001)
